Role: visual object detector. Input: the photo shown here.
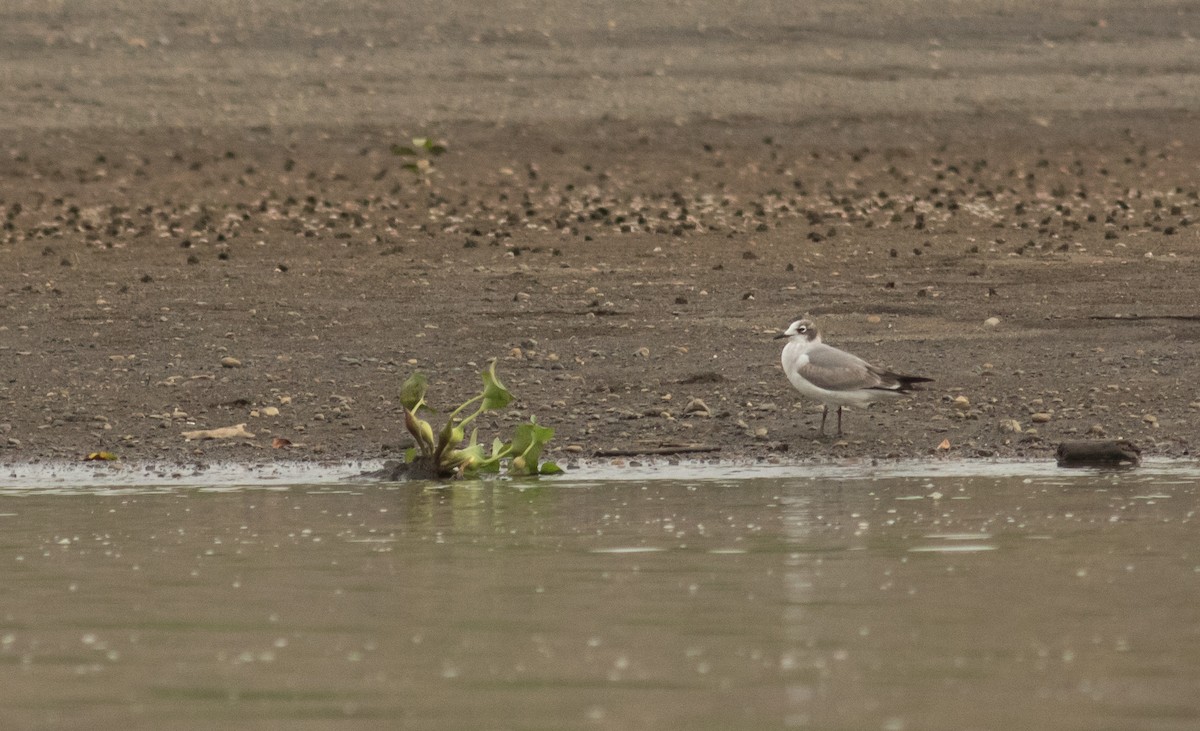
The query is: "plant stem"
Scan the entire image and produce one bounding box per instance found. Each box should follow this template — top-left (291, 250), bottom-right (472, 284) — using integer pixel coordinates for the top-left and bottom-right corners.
top-left (447, 394), bottom-right (483, 423)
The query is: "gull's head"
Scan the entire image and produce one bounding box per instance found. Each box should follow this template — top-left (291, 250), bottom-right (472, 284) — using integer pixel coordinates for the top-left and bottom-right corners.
top-left (774, 318), bottom-right (820, 342)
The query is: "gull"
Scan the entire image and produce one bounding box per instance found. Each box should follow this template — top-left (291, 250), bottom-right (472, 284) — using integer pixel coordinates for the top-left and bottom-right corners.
top-left (774, 318), bottom-right (932, 436)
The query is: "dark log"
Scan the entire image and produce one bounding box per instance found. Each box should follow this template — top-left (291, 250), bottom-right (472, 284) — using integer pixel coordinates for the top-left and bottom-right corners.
top-left (1055, 440), bottom-right (1141, 468)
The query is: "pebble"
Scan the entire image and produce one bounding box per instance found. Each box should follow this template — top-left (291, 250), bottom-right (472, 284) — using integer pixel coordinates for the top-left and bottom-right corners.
top-left (262, 406), bottom-right (280, 417)
top-left (753, 427), bottom-right (769, 440)
top-left (1143, 414), bottom-right (1159, 427)
top-left (635, 347), bottom-right (650, 358)
top-left (220, 356), bottom-right (242, 368)
top-left (866, 315), bottom-right (882, 324)
top-left (565, 444), bottom-right (584, 453)
top-left (984, 317), bottom-right (1000, 327)
top-left (953, 395), bottom-right (970, 410)
top-left (998, 419), bottom-right (1023, 433)
top-left (1088, 424), bottom-right (1106, 436)
top-left (683, 398), bottom-right (711, 416)
top-left (1031, 412), bottom-right (1052, 423)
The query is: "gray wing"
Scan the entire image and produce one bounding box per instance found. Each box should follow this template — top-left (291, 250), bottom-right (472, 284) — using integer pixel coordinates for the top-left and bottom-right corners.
top-left (798, 344), bottom-right (894, 392)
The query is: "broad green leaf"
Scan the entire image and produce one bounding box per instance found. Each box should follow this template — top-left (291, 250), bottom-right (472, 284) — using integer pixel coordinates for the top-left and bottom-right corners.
top-left (508, 419), bottom-right (555, 475)
top-left (401, 162), bottom-right (420, 173)
top-left (400, 372), bottom-right (428, 411)
top-left (445, 444), bottom-right (485, 473)
top-left (412, 137), bottom-right (434, 150)
top-left (404, 447), bottom-right (418, 463)
top-left (480, 360), bottom-right (513, 411)
top-left (476, 458), bottom-right (502, 474)
top-left (429, 144), bottom-right (447, 156)
top-left (538, 462), bottom-right (564, 475)
top-left (390, 144), bottom-right (417, 156)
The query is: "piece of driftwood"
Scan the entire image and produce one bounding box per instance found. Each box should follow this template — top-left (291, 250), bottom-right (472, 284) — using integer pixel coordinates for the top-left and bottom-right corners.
top-left (593, 444), bottom-right (721, 457)
top-left (1055, 440), bottom-right (1141, 468)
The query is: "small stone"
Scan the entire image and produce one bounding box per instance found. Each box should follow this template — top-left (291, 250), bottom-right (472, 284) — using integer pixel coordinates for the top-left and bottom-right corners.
top-left (683, 398), bottom-right (711, 416)
top-left (1190, 401), bottom-right (1200, 410)
top-left (953, 395), bottom-right (970, 410)
top-left (1143, 414), bottom-right (1159, 427)
top-left (753, 427), bottom-right (769, 440)
top-left (509, 347), bottom-right (524, 359)
top-left (635, 347), bottom-right (650, 358)
top-left (262, 406), bottom-right (280, 417)
top-left (220, 356), bottom-right (241, 368)
top-left (1031, 412), bottom-right (1052, 423)
top-left (984, 317), bottom-right (1001, 327)
top-left (565, 444), bottom-right (584, 453)
top-left (998, 419), bottom-right (1023, 433)
top-left (1088, 424), bottom-right (1106, 436)
top-left (514, 292), bottom-right (531, 302)
top-left (866, 315), bottom-right (882, 324)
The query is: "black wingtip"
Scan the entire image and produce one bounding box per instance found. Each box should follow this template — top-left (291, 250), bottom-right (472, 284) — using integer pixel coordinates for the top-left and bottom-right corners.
top-left (895, 375), bottom-right (933, 393)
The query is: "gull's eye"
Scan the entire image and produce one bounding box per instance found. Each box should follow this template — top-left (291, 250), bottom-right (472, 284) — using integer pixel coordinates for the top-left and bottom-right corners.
top-left (797, 326), bottom-right (806, 333)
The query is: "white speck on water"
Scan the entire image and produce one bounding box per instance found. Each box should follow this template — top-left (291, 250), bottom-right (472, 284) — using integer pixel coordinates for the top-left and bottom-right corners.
top-left (590, 547), bottom-right (665, 553)
top-left (908, 544), bottom-right (997, 553)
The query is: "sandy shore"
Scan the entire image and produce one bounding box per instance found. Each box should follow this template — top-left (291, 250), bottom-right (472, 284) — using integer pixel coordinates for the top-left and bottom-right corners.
top-left (2, 2), bottom-right (1199, 467)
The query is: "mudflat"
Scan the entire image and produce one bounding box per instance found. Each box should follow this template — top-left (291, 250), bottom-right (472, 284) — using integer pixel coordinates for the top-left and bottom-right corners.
top-left (2, 1), bottom-right (1199, 466)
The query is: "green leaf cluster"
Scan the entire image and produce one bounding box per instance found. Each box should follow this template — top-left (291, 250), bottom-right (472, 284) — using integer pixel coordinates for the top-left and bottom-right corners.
top-left (399, 360), bottom-right (561, 479)
top-left (390, 136), bottom-right (448, 174)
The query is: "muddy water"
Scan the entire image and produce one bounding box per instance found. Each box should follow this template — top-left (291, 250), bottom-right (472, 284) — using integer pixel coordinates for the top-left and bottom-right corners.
top-left (2, 465), bottom-right (1199, 730)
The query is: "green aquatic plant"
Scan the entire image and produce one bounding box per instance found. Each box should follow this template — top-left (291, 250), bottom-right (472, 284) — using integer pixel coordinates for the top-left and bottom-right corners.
top-left (390, 136), bottom-right (447, 176)
top-left (399, 360), bottom-right (562, 479)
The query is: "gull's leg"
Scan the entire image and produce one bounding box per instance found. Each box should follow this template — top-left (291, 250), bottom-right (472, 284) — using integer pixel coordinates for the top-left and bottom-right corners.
top-left (819, 405), bottom-right (828, 435)
top-left (836, 406), bottom-right (844, 436)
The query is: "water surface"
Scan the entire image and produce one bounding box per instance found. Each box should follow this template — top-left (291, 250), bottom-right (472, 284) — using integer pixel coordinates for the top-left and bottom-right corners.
top-left (2, 463), bottom-right (1199, 730)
